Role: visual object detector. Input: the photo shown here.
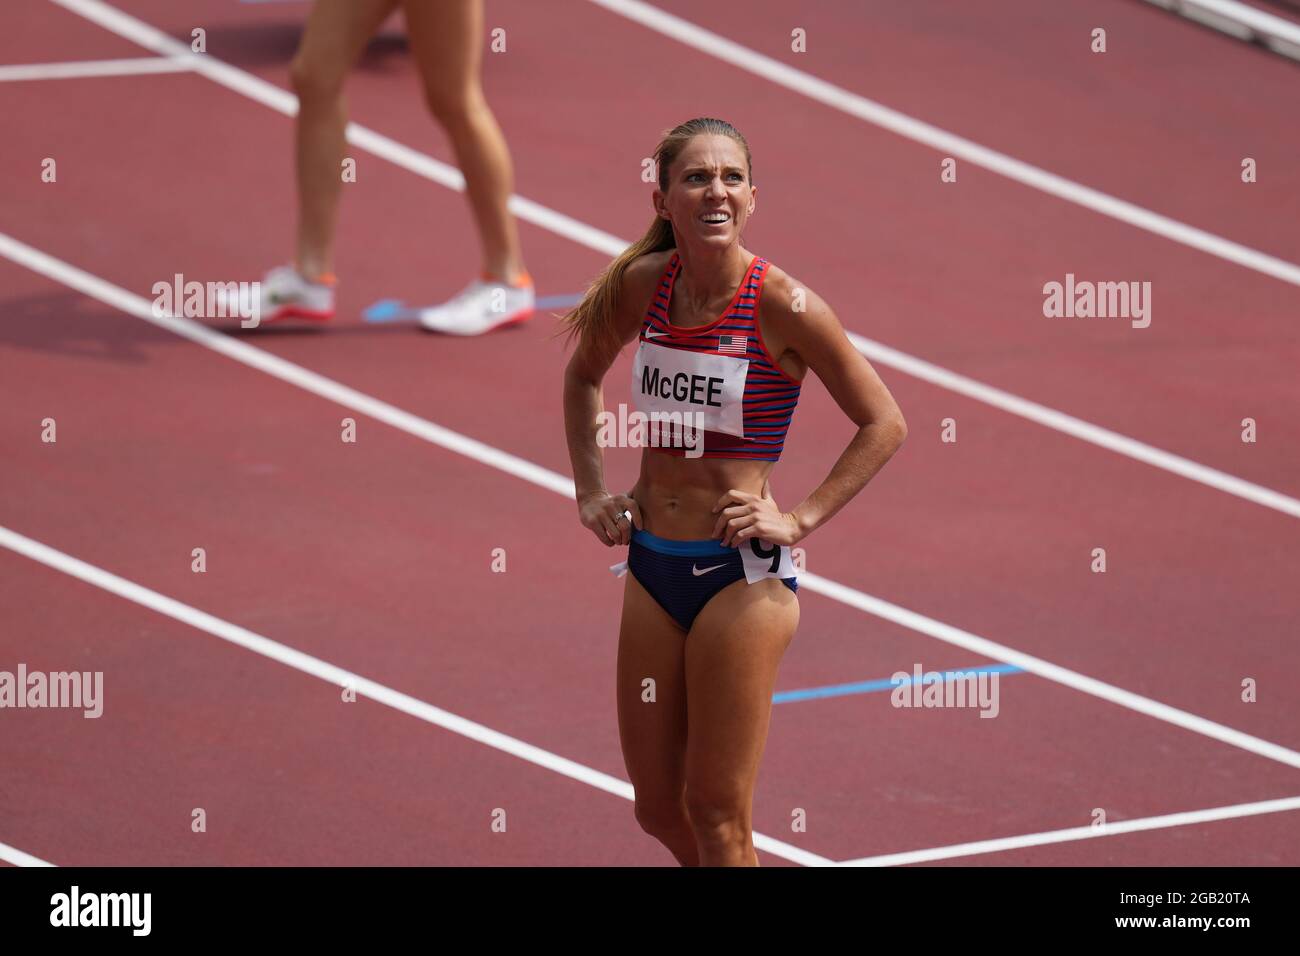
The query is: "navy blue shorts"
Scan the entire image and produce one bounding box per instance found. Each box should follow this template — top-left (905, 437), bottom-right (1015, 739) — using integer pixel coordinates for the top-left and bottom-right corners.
top-left (627, 529), bottom-right (798, 633)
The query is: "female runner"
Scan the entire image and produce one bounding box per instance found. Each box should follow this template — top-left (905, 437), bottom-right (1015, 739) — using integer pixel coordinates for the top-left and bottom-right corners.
top-left (562, 118), bottom-right (907, 866)
top-left (247, 0), bottom-right (533, 333)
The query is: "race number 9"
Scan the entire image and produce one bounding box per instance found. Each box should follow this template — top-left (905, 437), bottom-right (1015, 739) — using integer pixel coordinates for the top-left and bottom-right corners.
top-left (751, 538), bottom-right (780, 573)
top-left (740, 537), bottom-right (796, 584)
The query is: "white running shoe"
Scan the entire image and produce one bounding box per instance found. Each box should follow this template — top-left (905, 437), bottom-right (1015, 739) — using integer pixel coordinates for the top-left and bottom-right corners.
top-left (417, 274), bottom-right (534, 335)
top-left (214, 265), bottom-right (336, 326)
top-left (258, 265), bottom-right (336, 323)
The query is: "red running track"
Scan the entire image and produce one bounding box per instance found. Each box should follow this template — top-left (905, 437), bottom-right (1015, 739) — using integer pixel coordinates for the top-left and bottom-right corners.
top-left (1, 0), bottom-right (1297, 865)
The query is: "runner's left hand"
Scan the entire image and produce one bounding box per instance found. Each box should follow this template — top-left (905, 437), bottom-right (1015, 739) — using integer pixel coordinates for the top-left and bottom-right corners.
top-left (711, 487), bottom-right (801, 548)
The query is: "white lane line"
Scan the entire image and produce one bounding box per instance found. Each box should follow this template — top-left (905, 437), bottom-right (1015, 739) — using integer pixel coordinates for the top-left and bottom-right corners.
top-left (0, 841), bottom-right (55, 867)
top-left (0, 56), bottom-right (191, 82)
top-left (804, 570), bottom-right (1300, 770)
top-left (41, 0), bottom-right (1300, 522)
top-left (0, 233), bottom-right (573, 499)
top-left (1142, 0), bottom-right (1300, 61)
top-left (586, 0), bottom-right (1300, 289)
top-left (4, 229), bottom-right (1299, 779)
top-left (838, 794), bottom-right (1300, 866)
top-left (848, 332), bottom-right (1300, 519)
top-left (0, 523), bottom-right (830, 868)
top-left (1176, 0), bottom-right (1300, 42)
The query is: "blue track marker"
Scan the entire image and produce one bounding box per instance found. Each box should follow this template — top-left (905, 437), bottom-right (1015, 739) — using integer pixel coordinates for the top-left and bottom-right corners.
top-left (536, 293), bottom-right (584, 310)
top-left (773, 663), bottom-right (1025, 704)
top-left (362, 299), bottom-right (415, 323)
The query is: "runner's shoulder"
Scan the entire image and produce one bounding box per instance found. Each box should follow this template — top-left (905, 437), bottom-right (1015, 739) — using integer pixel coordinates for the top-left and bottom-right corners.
top-left (758, 262), bottom-right (830, 326)
top-left (617, 249), bottom-right (673, 328)
top-left (623, 248), bottom-right (673, 300)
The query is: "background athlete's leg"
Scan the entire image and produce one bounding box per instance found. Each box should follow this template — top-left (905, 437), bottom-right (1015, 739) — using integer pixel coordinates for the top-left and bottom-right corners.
top-left (401, 0), bottom-right (526, 284)
top-left (684, 579), bottom-right (799, 867)
top-left (289, 0), bottom-right (399, 279)
top-left (616, 574), bottom-right (699, 866)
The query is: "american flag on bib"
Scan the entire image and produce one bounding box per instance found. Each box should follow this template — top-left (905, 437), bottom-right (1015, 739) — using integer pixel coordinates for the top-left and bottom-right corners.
top-left (717, 334), bottom-right (747, 355)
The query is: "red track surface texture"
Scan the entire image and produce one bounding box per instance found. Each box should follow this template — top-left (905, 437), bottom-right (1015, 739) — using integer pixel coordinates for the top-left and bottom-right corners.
top-left (1, 0), bottom-right (1297, 866)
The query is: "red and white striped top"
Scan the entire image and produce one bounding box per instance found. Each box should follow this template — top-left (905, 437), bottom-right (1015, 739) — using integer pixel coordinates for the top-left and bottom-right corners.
top-left (632, 251), bottom-right (802, 461)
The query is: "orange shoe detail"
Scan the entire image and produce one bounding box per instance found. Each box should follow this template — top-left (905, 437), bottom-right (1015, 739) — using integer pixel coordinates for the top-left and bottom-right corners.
top-left (481, 269), bottom-right (532, 288)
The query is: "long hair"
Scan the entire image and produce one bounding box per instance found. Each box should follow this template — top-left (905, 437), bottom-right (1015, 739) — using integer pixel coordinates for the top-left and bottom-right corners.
top-left (557, 118), bottom-right (753, 355)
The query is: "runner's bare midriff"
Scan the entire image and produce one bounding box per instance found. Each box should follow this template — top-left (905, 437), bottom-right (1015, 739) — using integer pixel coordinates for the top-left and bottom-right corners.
top-left (630, 448), bottom-right (775, 539)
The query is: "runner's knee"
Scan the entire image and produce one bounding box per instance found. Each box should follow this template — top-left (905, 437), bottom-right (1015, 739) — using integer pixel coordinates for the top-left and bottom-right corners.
top-left (685, 791), bottom-right (748, 846)
top-left (422, 83), bottom-right (482, 129)
top-left (290, 54), bottom-right (346, 105)
top-left (634, 797), bottom-right (688, 839)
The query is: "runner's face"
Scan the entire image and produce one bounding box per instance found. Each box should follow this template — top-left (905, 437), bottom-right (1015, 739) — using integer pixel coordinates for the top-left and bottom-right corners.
top-left (657, 135), bottom-right (755, 250)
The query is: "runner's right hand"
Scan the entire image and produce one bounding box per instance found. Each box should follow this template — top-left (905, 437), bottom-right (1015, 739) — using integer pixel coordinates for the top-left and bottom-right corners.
top-left (578, 490), bottom-right (643, 547)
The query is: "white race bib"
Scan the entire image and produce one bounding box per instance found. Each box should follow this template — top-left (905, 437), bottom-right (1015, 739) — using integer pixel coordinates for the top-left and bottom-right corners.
top-left (632, 340), bottom-right (747, 438)
top-left (740, 538), bottom-right (797, 584)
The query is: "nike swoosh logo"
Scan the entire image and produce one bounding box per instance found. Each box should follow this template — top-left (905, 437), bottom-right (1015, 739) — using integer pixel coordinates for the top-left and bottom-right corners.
top-left (644, 330), bottom-right (669, 338)
top-left (692, 563), bottom-right (726, 576)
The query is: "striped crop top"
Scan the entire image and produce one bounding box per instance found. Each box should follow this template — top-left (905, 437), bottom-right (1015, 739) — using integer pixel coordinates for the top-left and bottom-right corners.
top-left (630, 251), bottom-right (802, 461)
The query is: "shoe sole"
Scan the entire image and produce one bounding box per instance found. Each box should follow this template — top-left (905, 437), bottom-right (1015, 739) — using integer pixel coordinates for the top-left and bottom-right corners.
top-left (419, 304), bottom-right (535, 336)
top-left (258, 305), bottom-right (335, 325)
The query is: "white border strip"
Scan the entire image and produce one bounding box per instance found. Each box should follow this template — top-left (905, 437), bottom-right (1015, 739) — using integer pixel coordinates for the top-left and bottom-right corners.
top-left (0, 523), bottom-right (829, 868)
top-left (0, 840), bottom-right (56, 867)
top-left (585, 0), bottom-right (1300, 289)
top-left (0, 56), bottom-right (192, 82)
top-left (38, 0), bottom-right (1300, 522)
top-left (839, 794), bottom-right (1300, 866)
top-left (4, 228), bottom-right (1299, 778)
top-left (1142, 0), bottom-right (1300, 62)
